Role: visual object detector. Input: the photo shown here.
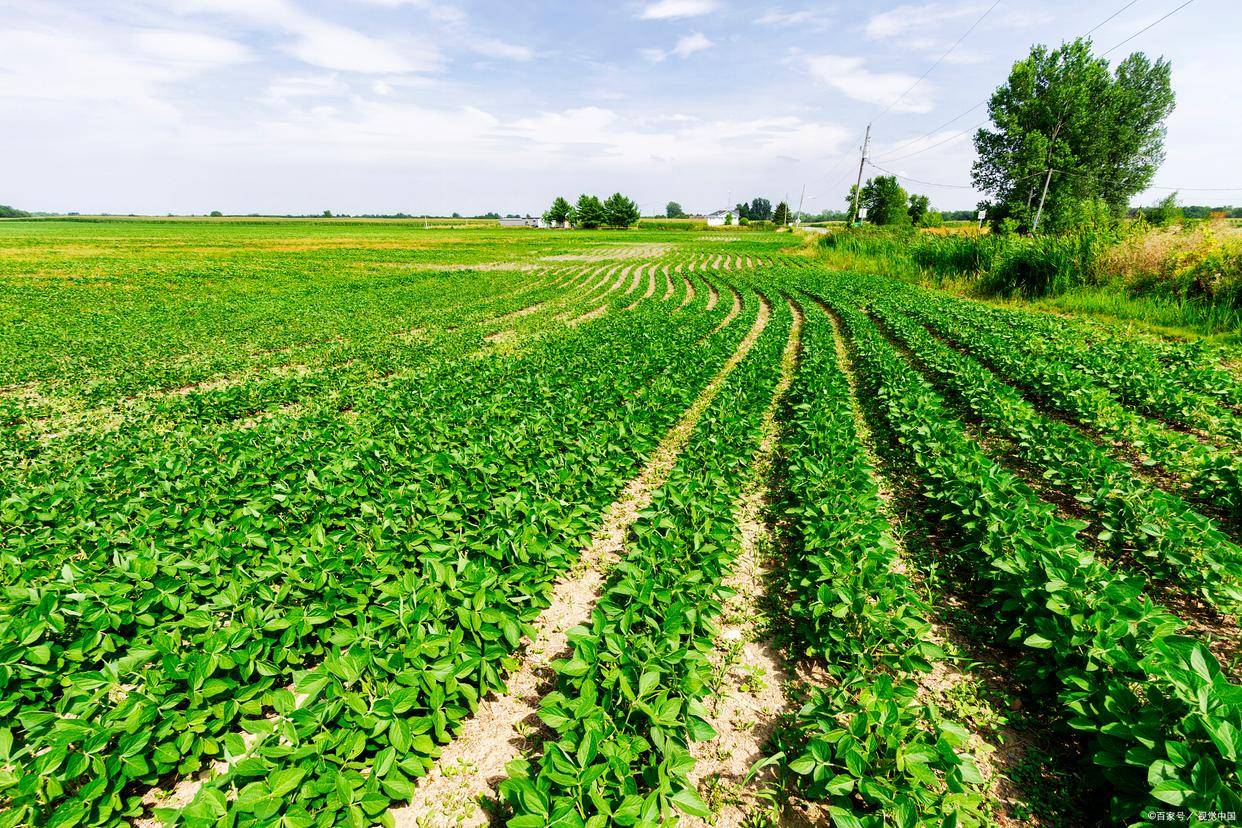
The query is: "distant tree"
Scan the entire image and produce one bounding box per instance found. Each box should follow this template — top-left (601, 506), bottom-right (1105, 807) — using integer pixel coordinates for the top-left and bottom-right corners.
top-left (907, 194), bottom-right (931, 225)
top-left (724, 212), bottom-right (733, 226)
top-left (749, 197), bottom-right (773, 221)
top-left (855, 176), bottom-right (910, 226)
top-left (209, 210), bottom-right (223, 217)
top-left (0, 205), bottom-right (31, 218)
top-left (603, 193), bottom-right (640, 228)
top-left (772, 201), bottom-right (790, 225)
top-left (973, 38), bottom-right (1175, 232)
top-left (1141, 192), bottom-right (1181, 226)
top-left (920, 210), bottom-right (945, 228)
top-left (322, 210), bottom-right (333, 218)
top-left (451, 211), bottom-right (462, 218)
top-left (574, 194), bottom-right (606, 229)
top-left (665, 201), bottom-right (686, 219)
top-left (547, 196), bottom-right (573, 225)
top-left (734, 202), bottom-right (750, 221)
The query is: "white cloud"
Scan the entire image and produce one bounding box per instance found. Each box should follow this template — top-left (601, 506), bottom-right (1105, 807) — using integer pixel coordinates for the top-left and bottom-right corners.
top-left (804, 54), bottom-right (933, 113)
top-left (866, 2), bottom-right (1049, 39)
top-left (350, 0), bottom-right (468, 25)
top-left (639, 0), bottom-right (719, 21)
top-left (642, 31), bottom-right (713, 62)
top-left (132, 29), bottom-right (252, 65)
top-left (165, 0), bottom-right (442, 73)
top-left (866, 3), bottom-right (985, 39)
top-left (471, 38), bottom-right (536, 61)
top-left (756, 7), bottom-right (833, 26)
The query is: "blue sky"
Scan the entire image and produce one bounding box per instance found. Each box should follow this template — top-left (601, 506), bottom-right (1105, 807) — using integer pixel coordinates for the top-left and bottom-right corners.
top-left (3, 0), bottom-right (1239, 215)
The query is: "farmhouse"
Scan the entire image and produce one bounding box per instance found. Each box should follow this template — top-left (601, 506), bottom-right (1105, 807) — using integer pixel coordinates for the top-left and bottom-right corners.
top-left (705, 209), bottom-right (733, 227)
top-left (498, 216), bottom-right (542, 227)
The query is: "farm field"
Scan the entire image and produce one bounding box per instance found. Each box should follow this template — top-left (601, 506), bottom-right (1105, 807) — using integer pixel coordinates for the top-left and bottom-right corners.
top-left (1, 218), bottom-right (1240, 828)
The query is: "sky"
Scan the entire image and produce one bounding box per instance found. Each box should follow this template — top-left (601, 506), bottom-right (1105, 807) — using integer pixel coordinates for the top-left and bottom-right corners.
top-left (2, 0), bottom-right (1240, 216)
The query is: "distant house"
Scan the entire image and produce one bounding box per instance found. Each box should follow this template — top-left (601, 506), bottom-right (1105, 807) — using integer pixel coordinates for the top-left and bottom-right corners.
top-left (705, 209), bottom-right (733, 227)
top-left (498, 216), bottom-right (542, 227)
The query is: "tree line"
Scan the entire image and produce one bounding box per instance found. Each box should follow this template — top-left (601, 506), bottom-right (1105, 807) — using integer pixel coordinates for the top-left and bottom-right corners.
top-left (543, 193), bottom-right (640, 229)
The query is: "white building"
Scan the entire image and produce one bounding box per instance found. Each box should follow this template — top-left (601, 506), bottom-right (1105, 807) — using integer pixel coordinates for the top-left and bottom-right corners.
top-left (705, 209), bottom-right (733, 227)
top-left (498, 216), bottom-right (542, 227)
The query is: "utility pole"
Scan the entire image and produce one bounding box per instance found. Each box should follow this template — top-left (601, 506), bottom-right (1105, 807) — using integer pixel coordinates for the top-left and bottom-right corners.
top-left (1032, 168), bottom-right (1055, 232)
top-left (796, 184), bottom-right (806, 226)
top-left (784, 191), bottom-right (790, 226)
top-left (1031, 117), bottom-right (1063, 234)
top-left (851, 123), bottom-right (871, 226)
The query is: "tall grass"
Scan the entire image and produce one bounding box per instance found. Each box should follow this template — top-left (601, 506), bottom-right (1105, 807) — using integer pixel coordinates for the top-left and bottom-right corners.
top-left (818, 221), bottom-right (1242, 338)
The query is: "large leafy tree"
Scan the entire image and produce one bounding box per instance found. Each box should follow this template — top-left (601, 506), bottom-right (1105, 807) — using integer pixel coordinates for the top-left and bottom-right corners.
top-left (573, 194), bottom-right (606, 229)
top-left (847, 176), bottom-right (910, 225)
top-left (908, 194), bottom-right (931, 226)
top-left (972, 38), bottom-right (1174, 232)
top-left (772, 201), bottom-right (790, 225)
top-left (547, 196), bottom-right (573, 225)
top-left (665, 201), bottom-right (686, 219)
top-left (749, 197), bottom-right (772, 221)
top-left (602, 193), bottom-right (640, 228)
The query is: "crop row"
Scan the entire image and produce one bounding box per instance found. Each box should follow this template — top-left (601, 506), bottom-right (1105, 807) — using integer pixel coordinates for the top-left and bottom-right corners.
top-left (0, 289), bottom-right (743, 826)
top-left (920, 293), bottom-right (1242, 447)
top-left (815, 283), bottom-right (1241, 823)
top-left (501, 294), bottom-right (786, 826)
top-left (897, 292), bottom-right (1242, 517)
top-left (859, 285), bottom-right (1242, 613)
top-left (767, 298), bottom-right (986, 824)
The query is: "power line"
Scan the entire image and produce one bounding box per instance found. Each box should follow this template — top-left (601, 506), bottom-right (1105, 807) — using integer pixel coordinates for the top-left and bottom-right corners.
top-left (872, 0), bottom-right (1003, 124)
top-left (1083, 0), bottom-right (1143, 36)
top-left (1102, 0), bottom-right (1195, 54)
top-left (869, 0), bottom-right (1158, 166)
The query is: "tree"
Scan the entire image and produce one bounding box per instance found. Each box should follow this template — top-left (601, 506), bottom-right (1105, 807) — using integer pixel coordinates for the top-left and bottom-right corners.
top-left (749, 197), bottom-right (772, 221)
top-left (772, 201), bottom-right (790, 225)
top-left (547, 196), bottom-right (573, 225)
top-left (665, 201), bottom-right (686, 219)
top-left (602, 193), bottom-right (640, 228)
top-left (209, 210), bottom-right (223, 217)
top-left (1142, 192), bottom-right (1181, 226)
top-left (972, 38), bottom-right (1174, 233)
top-left (573, 194), bottom-right (605, 229)
top-left (850, 176), bottom-right (909, 225)
top-left (907, 194), bottom-right (931, 225)
top-left (0, 205), bottom-right (30, 218)
top-left (735, 202), bottom-right (751, 221)
top-left (322, 210), bottom-right (333, 218)
top-left (724, 211), bottom-right (733, 226)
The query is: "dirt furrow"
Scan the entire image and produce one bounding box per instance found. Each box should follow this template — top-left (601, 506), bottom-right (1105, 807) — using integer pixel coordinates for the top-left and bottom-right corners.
top-left (391, 298), bottom-right (773, 828)
top-left (686, 296), bottom-right (803, 827)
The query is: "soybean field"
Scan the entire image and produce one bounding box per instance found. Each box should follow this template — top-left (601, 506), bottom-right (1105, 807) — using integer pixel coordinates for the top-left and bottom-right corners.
top-left (1, 219), bottom-right (1239, 828)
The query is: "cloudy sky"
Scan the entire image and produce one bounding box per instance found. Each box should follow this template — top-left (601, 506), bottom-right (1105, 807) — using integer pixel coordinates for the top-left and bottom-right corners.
top-left (3, 0), bottom-right (1239, 215)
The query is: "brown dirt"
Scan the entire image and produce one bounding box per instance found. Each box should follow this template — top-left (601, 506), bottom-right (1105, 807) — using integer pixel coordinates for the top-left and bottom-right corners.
top-left (390, 296), bottom-right (773, 828)
top-left (567, 305), bottom-right (608, 326)
top-left (686, 297), bottom-right (802, 828)
top-left (705, 279), bottom-right (720, 312)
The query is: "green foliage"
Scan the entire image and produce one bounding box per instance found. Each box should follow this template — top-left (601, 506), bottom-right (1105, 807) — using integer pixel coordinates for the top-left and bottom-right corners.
top-left (547, 196), bottom-right (573, 225)
top-left (0, 205), bottom-right (31, 218)
top-left (724, 211), bottom-right (733, 226)
top-left (502, 296), bottom-right (790, 825)
top-left (602, 193), bottom-right (640, 228)
top-left (573, 194), bottom-right (605, 229)
top-left (972, 38), bottom-right (1175, 232)
top-left (817, 280), bottom-right (1242, 824)
top-left (772, 201), bottom-right (790, 226)
top-left (208, 210), bottom-right (223, 218)
top-left (1141, 192), bottom-right (1182, 227)
top-left (907, 194), bottom-right (931, 226)
top-left (854, 176), bottom-right (910, 226)
top-left (665, 201), bottom-right (686, 219)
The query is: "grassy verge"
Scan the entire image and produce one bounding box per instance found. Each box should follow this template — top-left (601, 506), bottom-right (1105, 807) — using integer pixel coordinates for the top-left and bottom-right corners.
top-left (814, 223), bottom-right (1242, 345)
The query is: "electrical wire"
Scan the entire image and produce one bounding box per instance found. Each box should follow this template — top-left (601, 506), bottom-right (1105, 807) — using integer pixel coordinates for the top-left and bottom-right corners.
top-left (869, 0), bottom-right (1161, 165)
top-left (872, 0), bottom-right (1003, 124)
top-left (1102, 0), bottom-right (1195, 54)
